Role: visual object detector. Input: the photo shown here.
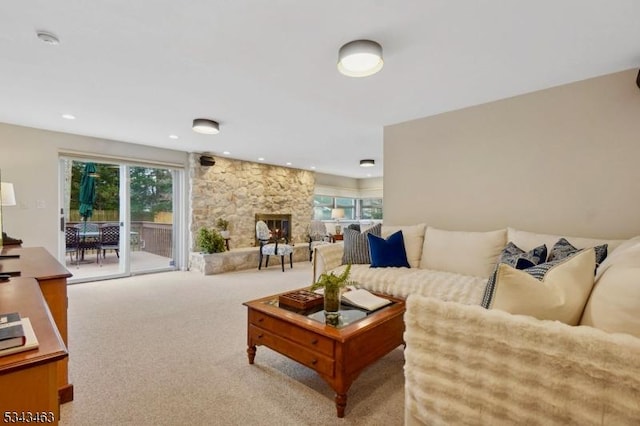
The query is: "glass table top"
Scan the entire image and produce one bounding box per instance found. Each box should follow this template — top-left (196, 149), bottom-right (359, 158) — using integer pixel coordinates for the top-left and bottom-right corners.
top-left (264, 296), bottom-right (394, 329)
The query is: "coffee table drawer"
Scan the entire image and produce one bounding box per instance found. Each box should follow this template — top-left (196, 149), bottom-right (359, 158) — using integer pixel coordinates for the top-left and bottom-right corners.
top-left (249, 325), bottom-right (334, 377)
top-left (249, 311), bottom-right (334, 356)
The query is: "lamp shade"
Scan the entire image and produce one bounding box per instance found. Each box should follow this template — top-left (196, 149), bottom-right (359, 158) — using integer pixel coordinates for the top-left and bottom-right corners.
top-left (1, 182), bottom-right (16, 206)
top-left (192, 118), bottom-right (220, 134)
top-left (337, 40), bottom-right (384, 77)
top-left (331, 208), bottom-right (345, 220)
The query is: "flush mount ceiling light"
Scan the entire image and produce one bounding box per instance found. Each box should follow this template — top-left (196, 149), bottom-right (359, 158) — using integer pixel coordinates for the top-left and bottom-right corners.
top-left (337, 39), bottom-right (383, 77)
top-left (360, 159), bottom-right (375, 167)
top-left (36, 30), bottom-right (60, 45)
top-left (192, 118), bottom-right (220, 134)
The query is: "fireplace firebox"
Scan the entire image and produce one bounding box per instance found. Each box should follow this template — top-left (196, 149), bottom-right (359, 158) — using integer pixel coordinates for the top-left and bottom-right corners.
top-left (255, 214), bottom-right (292, 244)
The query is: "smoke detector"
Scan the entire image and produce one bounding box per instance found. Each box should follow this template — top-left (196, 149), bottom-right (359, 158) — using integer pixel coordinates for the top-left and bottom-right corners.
top-left (36, 31), bottom-right (60, 45)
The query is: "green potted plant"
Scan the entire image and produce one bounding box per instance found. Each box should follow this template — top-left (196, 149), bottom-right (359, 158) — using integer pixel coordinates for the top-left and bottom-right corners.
top-left (310, 264), bottom-right (351, 323)
top-left (216, 218), bottom-right (230, 239)
top-left (197, 227), bottom-right (226, 254)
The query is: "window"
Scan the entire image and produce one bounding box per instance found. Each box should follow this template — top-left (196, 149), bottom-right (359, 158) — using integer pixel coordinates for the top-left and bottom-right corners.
top-left (360, 198), bottom-right (383, 220)
top-left (313, 196), bottom-right (382, 220)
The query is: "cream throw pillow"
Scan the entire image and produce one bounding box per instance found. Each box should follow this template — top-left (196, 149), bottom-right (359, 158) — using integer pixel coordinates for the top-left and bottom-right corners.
top-left (489, 248), bottom-right (595, 325)
top-left (420, 227), bottom-right (507, 278)
top-left (382, 224), bottom-right (426, 268)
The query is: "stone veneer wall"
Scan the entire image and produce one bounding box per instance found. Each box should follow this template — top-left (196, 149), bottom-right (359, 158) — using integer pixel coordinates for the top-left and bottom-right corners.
top-left (189, 154), bottom-right (315, 251)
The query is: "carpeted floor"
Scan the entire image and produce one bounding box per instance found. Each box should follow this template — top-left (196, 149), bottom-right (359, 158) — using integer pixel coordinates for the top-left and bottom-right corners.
top-left (60, 262), bottom-right (405, 425)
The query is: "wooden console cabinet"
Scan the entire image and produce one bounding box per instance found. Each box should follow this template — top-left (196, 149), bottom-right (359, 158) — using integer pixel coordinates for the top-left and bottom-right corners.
top-left (0, 277), bottom-right (68, 424)
top-left (0, 246), bottom-right (73, 403)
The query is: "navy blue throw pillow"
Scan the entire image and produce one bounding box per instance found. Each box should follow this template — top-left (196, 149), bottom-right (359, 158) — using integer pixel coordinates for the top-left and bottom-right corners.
top-left (367, 231), bottom-right (411, 268)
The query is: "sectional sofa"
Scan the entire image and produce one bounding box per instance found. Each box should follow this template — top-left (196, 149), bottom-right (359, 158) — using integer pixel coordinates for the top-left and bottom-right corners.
top-left (312, 225), bottom-right (640, 425)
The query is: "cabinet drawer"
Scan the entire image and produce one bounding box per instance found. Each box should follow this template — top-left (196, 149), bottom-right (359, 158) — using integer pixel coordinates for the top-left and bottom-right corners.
top-left (249, 325), bottom-right (334, 377)
top-left (249, 311), bottom-right (334, 357)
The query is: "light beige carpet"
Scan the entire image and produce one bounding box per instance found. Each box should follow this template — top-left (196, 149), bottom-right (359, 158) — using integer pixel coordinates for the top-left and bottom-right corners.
top-left (60, 262), bottom-right (405, 425)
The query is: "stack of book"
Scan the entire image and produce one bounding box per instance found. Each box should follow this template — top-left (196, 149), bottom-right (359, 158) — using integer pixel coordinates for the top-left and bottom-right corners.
top-left (0, 312), bottom-right (39, 357)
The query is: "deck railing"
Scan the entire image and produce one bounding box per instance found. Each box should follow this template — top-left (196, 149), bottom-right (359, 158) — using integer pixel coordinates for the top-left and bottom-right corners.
top-left (68, 221), bottom-right (173, 258)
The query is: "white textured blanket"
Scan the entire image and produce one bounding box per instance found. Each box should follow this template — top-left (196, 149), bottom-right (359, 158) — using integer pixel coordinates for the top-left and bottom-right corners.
top-left (332, 264), bottom-right (487, 305)
top-left (404, 295), bottom-right (640, 425)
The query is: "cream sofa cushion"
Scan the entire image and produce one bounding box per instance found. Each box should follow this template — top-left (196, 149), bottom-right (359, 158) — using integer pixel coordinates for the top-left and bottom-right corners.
top-left (420, 227), bottom-right (507, 278)
top-left (507, 227), bottom-right (624, 259)
top-left (580, 236), bottom-right (640, 338)
top-left (490, 248), bottom-right (595, 325)
top-left (382, 224), bottom-right (426, 268)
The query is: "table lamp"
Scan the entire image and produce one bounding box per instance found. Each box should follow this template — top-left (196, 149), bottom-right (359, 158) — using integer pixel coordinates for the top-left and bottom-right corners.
top-left (1, 182), bottom-right (22, 246)
top-left (331, 208), bottom-right (345, 235)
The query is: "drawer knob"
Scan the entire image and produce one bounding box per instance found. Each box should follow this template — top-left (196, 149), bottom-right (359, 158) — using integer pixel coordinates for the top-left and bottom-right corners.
top-left (257, 333), bottom-right (263, 339)
top-left (258, 317), bottom-right (264, 323)
top-left (311, 359), bottom-right (318, 365)
top-left (311, 339), bottom-right (318, 345)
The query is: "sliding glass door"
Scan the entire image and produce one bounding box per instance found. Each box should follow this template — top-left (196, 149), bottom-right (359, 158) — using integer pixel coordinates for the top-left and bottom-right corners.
top-left (59, 157), bottom-right (180, 283)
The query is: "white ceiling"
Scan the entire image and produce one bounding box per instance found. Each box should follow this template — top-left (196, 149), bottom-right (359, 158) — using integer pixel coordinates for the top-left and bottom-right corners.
top-left (1, 1), bottom-right (639, 178)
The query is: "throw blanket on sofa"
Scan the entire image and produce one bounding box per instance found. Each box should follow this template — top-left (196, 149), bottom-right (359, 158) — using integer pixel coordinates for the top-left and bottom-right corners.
top-left (331, 264), bottom-right (488, 305)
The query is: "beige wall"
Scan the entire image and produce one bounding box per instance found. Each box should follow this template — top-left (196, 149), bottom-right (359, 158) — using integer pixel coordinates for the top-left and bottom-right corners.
top-left (0, 123), bottom-right (188, 256)
top-left (384, 69), bottom-right (640, 239)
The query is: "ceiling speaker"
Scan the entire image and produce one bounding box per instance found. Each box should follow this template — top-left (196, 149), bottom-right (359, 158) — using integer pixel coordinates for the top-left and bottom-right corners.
top-left (200, 155), bottom-right (216, 167)
top-left (637, 69), bottom-right (640, 89)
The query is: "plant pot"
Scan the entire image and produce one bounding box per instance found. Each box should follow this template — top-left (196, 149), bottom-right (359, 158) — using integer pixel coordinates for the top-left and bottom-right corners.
top-left (324, 287), bottom-right (341, 325)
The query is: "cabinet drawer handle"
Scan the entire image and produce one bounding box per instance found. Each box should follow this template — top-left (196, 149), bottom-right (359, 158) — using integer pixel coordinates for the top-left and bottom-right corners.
top-left (258, 317), bottom-right (264, 323)
top-left (257, 333), bottom-right (264, 339)
top-left (310, 359), bottom-right (318, 365)
top-left (310, 339), bottom-right (318, 345)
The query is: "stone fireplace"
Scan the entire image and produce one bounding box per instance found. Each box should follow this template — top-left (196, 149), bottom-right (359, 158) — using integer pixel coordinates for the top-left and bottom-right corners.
top-left (255, 213), bottom-right (292, 243)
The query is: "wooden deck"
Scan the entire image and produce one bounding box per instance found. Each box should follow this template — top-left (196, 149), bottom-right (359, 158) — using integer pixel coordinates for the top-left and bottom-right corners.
top-left (65, 250), bottom-right (174, 282)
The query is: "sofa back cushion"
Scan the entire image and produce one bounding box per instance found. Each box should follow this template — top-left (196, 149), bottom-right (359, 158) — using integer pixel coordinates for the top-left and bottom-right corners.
top-left (420, 227), bottom-right (507, 278)
top-left (507, 228), bottom-right (624, 260)
top-left (381, 223), bottom-right (426, 268)
top-left (580, 236), bottom-right (640, 338)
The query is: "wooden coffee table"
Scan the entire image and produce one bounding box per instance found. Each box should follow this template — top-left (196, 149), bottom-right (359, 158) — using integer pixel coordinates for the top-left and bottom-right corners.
top-left (243, 289), bottom-right (405, 417)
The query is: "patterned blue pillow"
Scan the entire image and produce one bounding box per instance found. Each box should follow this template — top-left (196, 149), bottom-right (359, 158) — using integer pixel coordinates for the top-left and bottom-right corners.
top-left (367, 231), bottom-right (411, 268)
top-left (548, 238), bottom-right (608, 266)
top-left (341, 223), bottom-right (382, 264)
top-left (481, 242), bottom-right (547, 308)
top-left (498, 241), bottom-right (547, 269)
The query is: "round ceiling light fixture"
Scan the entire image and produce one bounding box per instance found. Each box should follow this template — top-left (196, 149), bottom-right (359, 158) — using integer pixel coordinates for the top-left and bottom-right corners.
top-left (192, 118), bottom-right (220, 134)
top-left (36, 30), bottom-right (60, 45)
top-left (337, 40), bottom-right (383, 77)
top-left (360, 159), bottom-right (375, 167)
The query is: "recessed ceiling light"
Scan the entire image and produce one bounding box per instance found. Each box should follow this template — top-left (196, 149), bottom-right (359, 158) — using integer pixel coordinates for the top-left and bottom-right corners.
top-left (61, 114), bottom-right (75, 120)
top-left (36, 30), bottom-right (60, 45)
top-left (286, 162), bottom-right (292, 166)
top-left (223, 151), bottom-right (231, 155)
top-left (367, 174), bottom-right (372, 177)
top-left (192, 118), bottom-right (219, 134)
top-left (258, 157), bottom-right (265, 161)
top-left (310, 166), bottom-right (316, 170)
top-left (360, 159), bottom-right (375, 167)
top-left (169, 134), bottom-right (179, 139)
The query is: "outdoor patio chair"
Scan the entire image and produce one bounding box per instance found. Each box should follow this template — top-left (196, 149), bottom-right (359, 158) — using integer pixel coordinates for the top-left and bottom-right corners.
top-left (97, 224), bottom-right (120, 265)
top-left (65, 226), bottom-right (80, 268)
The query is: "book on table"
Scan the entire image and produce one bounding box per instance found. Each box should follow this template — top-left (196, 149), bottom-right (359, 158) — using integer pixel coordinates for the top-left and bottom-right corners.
top-left (341, 289), bottom-right (391, 311)
top-left (0, 312), bottom-right (25, 350)
top-left (0, 317), bottom-right (39, 357)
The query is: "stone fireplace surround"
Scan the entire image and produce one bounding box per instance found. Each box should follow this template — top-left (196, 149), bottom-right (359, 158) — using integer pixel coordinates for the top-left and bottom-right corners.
top-left (189, 155), bottom-right (315, 273)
